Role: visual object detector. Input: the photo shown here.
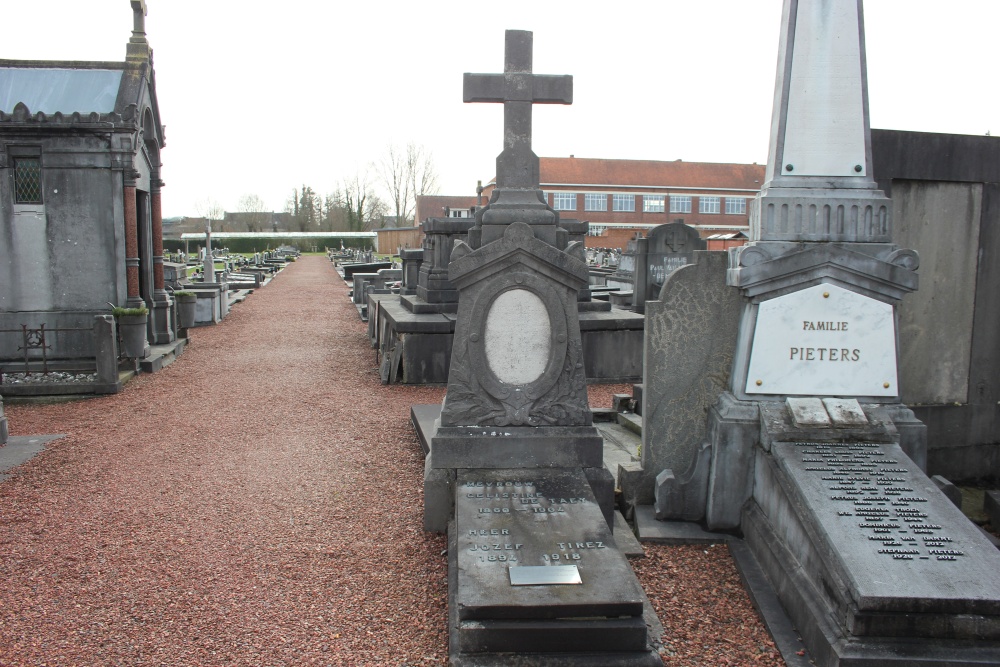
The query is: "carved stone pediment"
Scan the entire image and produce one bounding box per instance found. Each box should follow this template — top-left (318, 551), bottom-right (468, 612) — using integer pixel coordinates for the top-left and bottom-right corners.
top-left (439, 223), bottom-right (591, 428)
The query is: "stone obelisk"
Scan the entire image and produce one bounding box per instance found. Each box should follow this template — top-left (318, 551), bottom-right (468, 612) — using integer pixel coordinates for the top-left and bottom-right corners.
top-left (685, 3), bottom-right (1000, 666)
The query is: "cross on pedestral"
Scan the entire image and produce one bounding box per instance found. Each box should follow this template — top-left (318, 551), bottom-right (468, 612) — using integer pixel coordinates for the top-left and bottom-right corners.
top-left (131, 0), bottom-right (147, 37)
top-left (464, 30), bottom-right (572, 190)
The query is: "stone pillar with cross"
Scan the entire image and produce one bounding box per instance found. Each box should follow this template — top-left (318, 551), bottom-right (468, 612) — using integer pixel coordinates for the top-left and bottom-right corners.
top-left (127, 1), bottom-right (151, 62)
top-left (463, 30), bottom-right (572, 248)
top-left (423, 35), bottom-right (659, 665)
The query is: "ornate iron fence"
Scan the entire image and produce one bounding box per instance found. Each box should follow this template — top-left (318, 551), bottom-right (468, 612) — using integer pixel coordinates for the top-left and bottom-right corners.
top-left (0, 324), bottom-right (91, 383)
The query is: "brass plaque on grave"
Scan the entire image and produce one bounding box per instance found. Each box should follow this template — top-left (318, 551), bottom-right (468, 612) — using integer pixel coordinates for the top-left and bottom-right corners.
top-left (508, 565), bottom-right (582, 586)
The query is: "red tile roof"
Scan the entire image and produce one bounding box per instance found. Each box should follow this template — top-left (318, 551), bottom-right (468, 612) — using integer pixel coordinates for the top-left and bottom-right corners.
top-left (413, 195), bottom-right (479, 223)
top-left (537, 157), bottom-right (765, 191)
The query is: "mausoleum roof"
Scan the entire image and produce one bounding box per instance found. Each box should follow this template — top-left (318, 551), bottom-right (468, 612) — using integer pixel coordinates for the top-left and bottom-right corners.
top-left (0, 63), bottom-right (124, 114)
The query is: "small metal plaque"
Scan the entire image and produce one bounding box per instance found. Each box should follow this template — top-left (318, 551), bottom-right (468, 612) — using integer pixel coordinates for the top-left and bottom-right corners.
top-left (509, 565), bottom-right (582, 586)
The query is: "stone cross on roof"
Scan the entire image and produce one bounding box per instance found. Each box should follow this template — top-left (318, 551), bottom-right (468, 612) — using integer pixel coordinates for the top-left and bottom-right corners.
top-left (464, 30), bottom-right (572, 190)
top-left (131, 0), bottom-right (148, 40)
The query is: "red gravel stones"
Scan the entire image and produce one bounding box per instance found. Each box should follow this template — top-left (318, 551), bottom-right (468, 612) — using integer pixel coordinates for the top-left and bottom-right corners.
top-left (0, 257), bottom-right (782, 666)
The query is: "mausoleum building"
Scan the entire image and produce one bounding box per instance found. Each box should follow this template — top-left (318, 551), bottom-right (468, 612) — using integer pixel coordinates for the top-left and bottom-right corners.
top-left (0, 1), bottom-right (174, 368)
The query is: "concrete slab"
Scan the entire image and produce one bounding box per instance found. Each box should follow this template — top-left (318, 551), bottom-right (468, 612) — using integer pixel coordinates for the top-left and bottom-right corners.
top-left (612, 511), bottom-right (645, 559)
top-left (616, 412), bottom-right (642, 436)
top-left (0, 434), bottom-right (64, 482)
top-left (634, 505), bottom-right (735, 544)
top-left (411, 404), bottom-right (440, 456)
top-left (141, 337), bottom-right (187, 374)
top-left (595, 420), bottom-right (640, 485)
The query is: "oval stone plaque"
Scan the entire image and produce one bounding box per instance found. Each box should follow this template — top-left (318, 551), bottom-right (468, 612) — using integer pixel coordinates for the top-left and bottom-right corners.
top-left (485, 289), bottom-right (551, 384)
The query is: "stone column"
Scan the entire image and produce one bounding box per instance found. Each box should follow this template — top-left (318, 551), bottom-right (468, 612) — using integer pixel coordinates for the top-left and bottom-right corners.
top-left (151, 179), bottom-right (165, 292)
top-left (149, 178), bottom-right (174, 343)
top-left (123, 184), bottom-right (142, 307)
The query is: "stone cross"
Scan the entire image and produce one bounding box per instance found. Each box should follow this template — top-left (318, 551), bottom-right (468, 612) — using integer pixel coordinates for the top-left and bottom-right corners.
top-left (463, 30), bottom-right (572, 190)
top-left (663, 226), bottom-right (687, 253)
top-left (131, 0), bottom-right (147, 38)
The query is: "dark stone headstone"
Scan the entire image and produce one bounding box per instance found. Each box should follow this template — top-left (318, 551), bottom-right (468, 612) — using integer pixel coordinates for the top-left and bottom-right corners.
top-left (633, 222), bottom-right (706, 313)
top-left (409, 218), bottom-right (473, 312)
top-left (453, 468), bottom-right (658, 663)
top-left (623, 251), bottom-right (741, 510)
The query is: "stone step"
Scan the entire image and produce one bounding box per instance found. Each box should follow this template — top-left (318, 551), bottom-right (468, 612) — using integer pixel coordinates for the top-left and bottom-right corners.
top-left (456, 616), bottom-right (648, 654)
top-left (616, 412), bottom-right (642, 436)
top-left (634, 505), bottom-right (735, 545)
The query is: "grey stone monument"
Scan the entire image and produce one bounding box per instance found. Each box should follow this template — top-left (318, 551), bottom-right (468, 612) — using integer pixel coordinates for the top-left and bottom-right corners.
top-left (202, 223), bottom-right (215, 283)
top-left (618, 250), bottom-right (742, 514)
top-left (419, 30), bottom-right (659, 666)
top-left (631, 222), bottom-right (706, 314)
top-left (653, 2), bottom-right (1000, 665)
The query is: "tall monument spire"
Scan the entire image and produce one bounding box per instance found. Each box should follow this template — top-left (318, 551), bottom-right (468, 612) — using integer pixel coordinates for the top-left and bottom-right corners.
top-left (752, 0), bottom-right (890, 243)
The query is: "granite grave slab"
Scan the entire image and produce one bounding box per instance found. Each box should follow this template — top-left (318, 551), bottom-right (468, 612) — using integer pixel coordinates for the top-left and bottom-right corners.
top-left (452, 468), bottom-right (659, 664)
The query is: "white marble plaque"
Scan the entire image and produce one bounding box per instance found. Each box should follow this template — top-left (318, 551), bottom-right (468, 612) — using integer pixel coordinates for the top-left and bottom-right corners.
top-left (746, 283), bottom-right (897, 397)
top-left (781, 0), bottom-right (867, 177)
top-left (485, 289), bottom-right (551, 384)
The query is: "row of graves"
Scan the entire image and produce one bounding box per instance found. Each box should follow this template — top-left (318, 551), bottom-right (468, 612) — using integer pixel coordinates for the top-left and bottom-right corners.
top-left (328, 248), bottom-right (399, 322)
top-left (0, 2), bottom-right (291, 398)
top-left (354, 181), bottom-right (718, 386)
top-left (404, 3), bottom-right (1000, 664)
top-left (357, 211), bottom-right (646, 386)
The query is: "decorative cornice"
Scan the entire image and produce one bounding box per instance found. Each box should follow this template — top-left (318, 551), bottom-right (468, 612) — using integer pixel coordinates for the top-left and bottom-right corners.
top-left (0, 102), bottom-right (125, 127)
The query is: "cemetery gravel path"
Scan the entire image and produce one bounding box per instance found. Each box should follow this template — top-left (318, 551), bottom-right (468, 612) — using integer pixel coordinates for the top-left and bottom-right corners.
top-left (0, 256), bottom-right (783, 667)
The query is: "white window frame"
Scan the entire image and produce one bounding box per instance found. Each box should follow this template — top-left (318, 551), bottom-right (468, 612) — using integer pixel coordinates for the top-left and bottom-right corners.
top-left (725, 197), bottom-right (747, 215)
top-left (584, 193), bottom-right (607, 211)
top-left (612, 194), bottom-right (635, 212)
top-left (699, 196), bottom-right (721, 214)
top-left (669, 195), bottom-right (691, 214)
top-left (643, 195), bottom-right (665, 213)
top-left (552, 192), bottom-right (576, 211)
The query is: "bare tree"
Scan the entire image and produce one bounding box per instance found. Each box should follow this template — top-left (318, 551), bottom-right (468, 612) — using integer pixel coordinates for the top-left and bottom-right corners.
top-left (195, 197), bottom-right (225, 230)
top-left (336, 171), bottom-right (387, 232)
top-left (237, 194), bottom-right (270, 233)
top-left (377, 141), bottom-right (439, 227)
top-left (406, 142), bottom-right (439, 221)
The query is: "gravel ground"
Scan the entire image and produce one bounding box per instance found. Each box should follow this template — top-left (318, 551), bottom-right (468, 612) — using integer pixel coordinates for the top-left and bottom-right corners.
top-left (1, 256), bottom-right (783, 666)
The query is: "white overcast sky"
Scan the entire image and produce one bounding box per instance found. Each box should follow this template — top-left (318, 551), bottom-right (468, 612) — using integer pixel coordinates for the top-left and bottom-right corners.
top-left (3, 1), bottom-right (997, 218)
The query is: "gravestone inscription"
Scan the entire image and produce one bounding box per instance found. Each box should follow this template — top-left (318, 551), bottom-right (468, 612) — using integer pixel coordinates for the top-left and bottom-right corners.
top-left (762, 437), bottom-right (1000, 639)
top-left (633, 222), bottom-right (706, 312)
top-left (454, 468), bottom-right (655, 659)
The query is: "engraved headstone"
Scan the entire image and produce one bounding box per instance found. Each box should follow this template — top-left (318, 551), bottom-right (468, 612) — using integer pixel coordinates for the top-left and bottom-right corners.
top-left (632, 222), bottom-right (706, 314)
top-left (619, 251), bottom-right (741, 512)
top-left (453, 469), bottom-right (651, 657)
top-left (684, 2), bottom-right (1000, 665)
